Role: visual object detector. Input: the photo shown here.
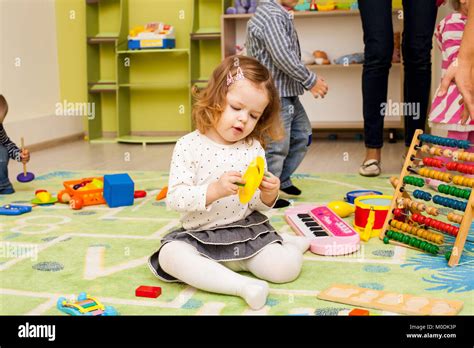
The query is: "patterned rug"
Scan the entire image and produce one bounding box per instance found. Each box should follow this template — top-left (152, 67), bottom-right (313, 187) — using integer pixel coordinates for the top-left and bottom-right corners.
top-left (0, 171), bottom-right (472, 315)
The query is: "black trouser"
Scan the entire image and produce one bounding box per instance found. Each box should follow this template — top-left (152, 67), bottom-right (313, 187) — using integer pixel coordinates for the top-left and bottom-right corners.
top-left (358, 0), bottom-right (438, 148)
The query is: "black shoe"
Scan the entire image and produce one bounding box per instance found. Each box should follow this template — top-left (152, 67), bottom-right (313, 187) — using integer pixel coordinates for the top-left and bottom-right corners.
top-left (273, 199), bottom-right (291, 209)
top-left (280, 185), bottom-right (302, 196)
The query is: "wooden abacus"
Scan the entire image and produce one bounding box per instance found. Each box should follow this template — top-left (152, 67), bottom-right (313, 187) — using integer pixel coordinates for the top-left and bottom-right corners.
top-left (381, 129), bottom-right (473, 267)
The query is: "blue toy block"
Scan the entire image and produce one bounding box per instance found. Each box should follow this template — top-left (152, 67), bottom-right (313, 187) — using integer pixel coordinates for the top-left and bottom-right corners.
top-left (103, 173), bottom-right (135, 208)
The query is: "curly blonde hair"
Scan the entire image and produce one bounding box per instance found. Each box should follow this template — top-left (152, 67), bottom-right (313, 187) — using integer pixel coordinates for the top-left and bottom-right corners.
top-left (192, 55), bottom-right (284, 148)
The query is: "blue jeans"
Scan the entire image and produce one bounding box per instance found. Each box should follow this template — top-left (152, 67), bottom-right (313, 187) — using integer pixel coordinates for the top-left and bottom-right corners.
top-left (358, 0), bottom-right (437, 148)
top-left (266, 97), bottom-right (312, 190)
top-left (0, 145), bottom-right (14, 194)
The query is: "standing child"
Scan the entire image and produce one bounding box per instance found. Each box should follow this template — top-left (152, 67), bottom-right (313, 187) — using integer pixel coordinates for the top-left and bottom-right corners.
top-left (246, 0), bottom-right (328, 208)
top-left (429, 0), bottom-right (474, 159)
top-left (148, 56), bottom-right (310, 310)
top-left (0, 95), bottom-right (30, 194)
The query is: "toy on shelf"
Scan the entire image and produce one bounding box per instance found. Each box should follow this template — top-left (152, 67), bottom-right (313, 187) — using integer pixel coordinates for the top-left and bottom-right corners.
top-left (333, 52), bottom-right (364, 65)
top-left (239, 156), bottom-right (265, 204)
top-left (31, 189), bottom-right (58, 205)
top-left (156, 186), bottom-right (168, 201)
top-left (345, 190), bottom-right (383, 204)
top-left (316, 1), bottom-right (336, 11)
top-left (128, 22), bottom-right (176, 50)
top-left (295, 0), bottom-right (311, 11)
top-left (16, 137), bottom-right (34, 183)
top-left (381, 129), bottom-right (474, 267)
top-left (104, 173), bottom-right (135, 208)
top-left (327, 201), bottom-right (355, 218)
top-left (57, 292), bottom-right (118, 316)
top-left (135, 285), bottom-right (161, 298)
top-left (0, 204), bottom-right (32, 216)
top-left (313, 50), bottom-right (330, 65)
top-left (354, 195), bottom-right (392, 242)
top-left (318, 283), bottom-right (463, 315)
top-left (226, 0), bottom-right (258, 14)
top-left (57, 177), bottom-right (106, 210)
top-left (285, 204), bottom-right (360, 256)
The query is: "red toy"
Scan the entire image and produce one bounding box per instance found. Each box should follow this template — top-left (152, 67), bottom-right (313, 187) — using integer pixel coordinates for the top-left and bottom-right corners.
top-left (349, 308), bottom-right (370, 316)
top-left (135, 286), bottom-right (161, 298)
top-left (134, 190), bottom-right (147, 198)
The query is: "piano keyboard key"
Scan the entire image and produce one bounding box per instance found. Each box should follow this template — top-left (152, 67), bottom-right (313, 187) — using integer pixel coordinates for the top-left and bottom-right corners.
top-left (313, 231), bottom-right (328, 237)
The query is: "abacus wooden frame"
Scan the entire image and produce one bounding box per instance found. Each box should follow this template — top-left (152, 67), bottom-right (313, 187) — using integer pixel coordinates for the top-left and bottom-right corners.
top-left (380, 129), bottom-right (473, 267)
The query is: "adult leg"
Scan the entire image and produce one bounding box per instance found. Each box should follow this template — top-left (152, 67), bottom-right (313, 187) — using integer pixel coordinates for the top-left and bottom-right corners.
top-left (402, 0), bottom-right (438, 146)
top-left (159, 241), bottom-right (269, 310)
top-left (279, 98), bottom-right (312, 190)
top-left (358, 0), bottom-right (393, 153)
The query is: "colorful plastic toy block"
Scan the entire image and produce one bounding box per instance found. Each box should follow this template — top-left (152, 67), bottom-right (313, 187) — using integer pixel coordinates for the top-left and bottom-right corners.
top-left (103, 173), bottom-right (135, 208)
top-left (348, 308), bottom-right (370, 316)
top-left (135, 286), bottom-right (162, 298)
top-left (57, 292), bottom-right (118, 316)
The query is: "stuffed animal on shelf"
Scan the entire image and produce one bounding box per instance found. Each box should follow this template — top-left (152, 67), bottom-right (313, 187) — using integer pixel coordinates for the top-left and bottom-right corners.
top-left (313, 50), bottom-right (331, 65)
top-left (226, 0), bottom-right (258, 14)
top-left (333, 52), bottom-right (365, 65)
top-left (302, 50), bottom-right (315, 65)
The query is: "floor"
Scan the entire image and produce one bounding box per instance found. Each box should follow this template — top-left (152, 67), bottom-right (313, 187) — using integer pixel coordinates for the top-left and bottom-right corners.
top-left (8, 138), bottom-right (407, 176)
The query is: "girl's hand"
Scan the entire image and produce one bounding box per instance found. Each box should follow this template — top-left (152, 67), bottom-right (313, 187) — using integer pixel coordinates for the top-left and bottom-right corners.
top-left (259, 172), bottom-right (280, 206)
top-left (212, 171), bottom-right (246, 200)
top-left (21, 149), bottom-right (30, 164)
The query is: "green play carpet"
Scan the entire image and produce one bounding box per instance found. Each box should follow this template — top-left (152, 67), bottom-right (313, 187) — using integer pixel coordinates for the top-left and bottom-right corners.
top-left (0, 171), bottom-right (472, 315)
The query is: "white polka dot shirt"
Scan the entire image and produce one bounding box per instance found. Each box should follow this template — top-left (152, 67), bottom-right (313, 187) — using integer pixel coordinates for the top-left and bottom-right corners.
top-left (166, 131), bottom-right (274, 230)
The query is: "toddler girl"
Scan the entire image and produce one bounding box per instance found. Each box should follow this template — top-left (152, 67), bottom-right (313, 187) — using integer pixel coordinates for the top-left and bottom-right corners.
top-left (429, 0), bottom-right (474, 156)
top-left (148, 56), bottom-right (310, 310)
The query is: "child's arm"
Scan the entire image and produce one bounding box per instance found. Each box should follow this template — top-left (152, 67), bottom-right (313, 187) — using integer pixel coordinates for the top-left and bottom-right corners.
top-left (260, 14), bottom-right (317, 91)
top-left (0, 124), bottom-right (21, 162)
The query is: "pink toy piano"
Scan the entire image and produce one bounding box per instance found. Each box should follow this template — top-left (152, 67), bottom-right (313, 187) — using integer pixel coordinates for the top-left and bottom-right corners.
top-left (285, 204), bottom-right (360, 256)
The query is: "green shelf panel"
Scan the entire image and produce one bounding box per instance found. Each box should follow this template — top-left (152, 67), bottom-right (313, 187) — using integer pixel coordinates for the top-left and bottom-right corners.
top-left (193, 0), bottom-right (223, 33)
top-left (119, 83), bottom-right (189, 90)
top-left (117, 135), bottom-right (184, 144)
top-left (118, 53), bottom-right (189, 86)
top-left (98, 0), bottom-right (121, 35)
top-left (116, 48), bottom-right (190, 54)
top-left (100, 45), bottom-right (117, 81)
top-left (195, 27), bottom-right (221, 34)
top-left (127, 89), bottom-right (191, 133)
top-left (101, 93), bottom-right (118, 132)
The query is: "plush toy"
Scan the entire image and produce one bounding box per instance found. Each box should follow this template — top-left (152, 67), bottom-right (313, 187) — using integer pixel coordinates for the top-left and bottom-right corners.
top-left (226, 0), bottom-right (258, 14)
top-left (313, 50), bottom-right (330, 65)
top-left (302, 51), bottom-right (315, 65)
top-left (333, 52), bottom-right (365, 65)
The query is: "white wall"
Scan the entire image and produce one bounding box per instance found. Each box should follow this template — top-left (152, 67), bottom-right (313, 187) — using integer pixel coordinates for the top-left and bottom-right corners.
top-left (0, 0), bottom-right (83, 146)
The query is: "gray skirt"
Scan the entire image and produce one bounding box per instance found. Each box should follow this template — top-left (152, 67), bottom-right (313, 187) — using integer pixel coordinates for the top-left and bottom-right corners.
top-left (148, 211), bottom-right (283, 282)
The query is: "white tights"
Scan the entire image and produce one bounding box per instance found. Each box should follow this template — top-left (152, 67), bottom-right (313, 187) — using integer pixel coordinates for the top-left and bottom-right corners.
top-left (158, 234), bottom-right (309, 310)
